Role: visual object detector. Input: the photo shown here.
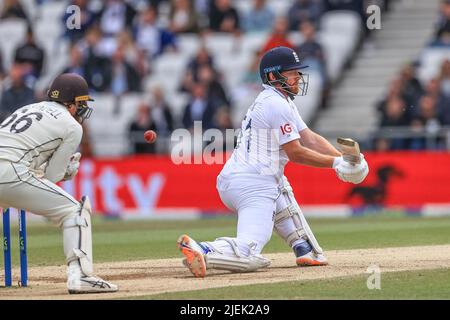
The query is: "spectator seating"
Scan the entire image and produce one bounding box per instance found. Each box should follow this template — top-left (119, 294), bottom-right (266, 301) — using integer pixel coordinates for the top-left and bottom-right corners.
top-left (38, 0), bottom-right (69, 21)
top-left (0, 19), bottom-right (28, 70)
top-left (319, 10), bottom-right (362, 82)
top-left (0, 0), bottom-right (364, 157)
top-left (234, 0), bottom-right (291, 18)
top-left (268, 0), bottom-right (291, 17)
top-left (87, 93), bottom-right (142, 156)
top-left (18, 0), bottom-right (38, 21)
top-left (84, 8), bottom-right (362, 156)
top-left (417, 47), bottom-right (450, 85)
top-left (320, 10), bottom-right (362, 49)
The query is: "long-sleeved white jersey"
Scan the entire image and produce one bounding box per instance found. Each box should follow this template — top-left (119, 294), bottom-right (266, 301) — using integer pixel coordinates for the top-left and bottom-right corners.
top-left (0, 101), bottom-right (82, 183)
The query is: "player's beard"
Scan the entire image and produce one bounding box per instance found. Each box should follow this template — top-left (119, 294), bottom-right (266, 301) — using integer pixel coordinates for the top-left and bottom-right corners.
top-left (288, 81), bottom-right (300, 95)
top-left (73, 114), bottom-right (83, 124)
top-left (282, 79), bottom-right (300, 96)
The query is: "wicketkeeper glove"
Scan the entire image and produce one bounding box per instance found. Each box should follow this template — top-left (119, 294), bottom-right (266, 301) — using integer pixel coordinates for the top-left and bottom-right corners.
top-left (63, 152), bottom-right (81, 181)
top-left (333, 154), bottom-right (369, 184)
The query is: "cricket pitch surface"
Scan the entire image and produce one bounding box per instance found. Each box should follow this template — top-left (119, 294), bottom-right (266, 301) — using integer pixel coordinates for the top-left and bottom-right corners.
top-left (1, 244), bottom-right (449, 299)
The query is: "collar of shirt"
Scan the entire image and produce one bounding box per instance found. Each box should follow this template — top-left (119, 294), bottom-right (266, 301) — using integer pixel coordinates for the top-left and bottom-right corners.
top-left (45, 101), bottom-right (73, 118)
top-left (262, 84), bottom-right (290, 101)
top-left (48, 101), bottom-right (69, 110)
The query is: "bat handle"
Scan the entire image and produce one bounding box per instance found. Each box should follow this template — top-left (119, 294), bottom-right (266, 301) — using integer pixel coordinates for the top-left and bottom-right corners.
top-left (343, 154), bottom-right (360, 166)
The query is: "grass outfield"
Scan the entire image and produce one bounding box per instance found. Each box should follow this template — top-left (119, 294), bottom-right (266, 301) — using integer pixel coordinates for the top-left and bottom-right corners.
top-left (145, 268), bottom-right (450, 300)
top-left (1, 215), bottom-right (450, 267)
top-left (1, 215), bottom-right (449, 299)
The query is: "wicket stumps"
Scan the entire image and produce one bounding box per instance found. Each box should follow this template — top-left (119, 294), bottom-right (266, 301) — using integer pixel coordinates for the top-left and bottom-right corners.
top-left (2, 208), bottom-right (28, 287)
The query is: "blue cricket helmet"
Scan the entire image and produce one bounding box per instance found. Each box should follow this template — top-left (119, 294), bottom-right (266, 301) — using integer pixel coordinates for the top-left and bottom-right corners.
top-left (259, 46), bottom-right (309, 97)
top-left (259, 46), bottom-right (308, 83)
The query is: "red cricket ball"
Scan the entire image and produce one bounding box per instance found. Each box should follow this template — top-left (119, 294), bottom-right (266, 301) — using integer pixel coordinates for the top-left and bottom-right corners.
top-left (144, 130), bottom-right (157, 144)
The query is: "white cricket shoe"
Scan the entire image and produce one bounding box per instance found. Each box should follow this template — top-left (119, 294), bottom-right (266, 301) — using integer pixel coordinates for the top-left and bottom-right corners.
top-left (67, 266), bottom-right (118, 294)
top-left (293, 241), bottom-right (329, 267)
top-left (296, 251), bottom-right (329, 266)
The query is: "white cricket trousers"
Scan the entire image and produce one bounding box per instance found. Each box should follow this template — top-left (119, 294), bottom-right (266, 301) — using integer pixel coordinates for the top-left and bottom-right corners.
top-left (214, 173), bottom-right (290, 256)
top-left (0, 161), bottom-right (80, 226)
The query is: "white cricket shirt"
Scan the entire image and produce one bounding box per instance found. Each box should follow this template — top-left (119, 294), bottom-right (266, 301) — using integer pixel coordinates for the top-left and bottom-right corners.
top-left (220, 84), bottom-right (307, 184)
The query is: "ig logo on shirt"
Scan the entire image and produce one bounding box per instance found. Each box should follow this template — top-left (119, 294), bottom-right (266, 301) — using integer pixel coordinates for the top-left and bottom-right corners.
top-left (280, 124), bottom-right (292, 135)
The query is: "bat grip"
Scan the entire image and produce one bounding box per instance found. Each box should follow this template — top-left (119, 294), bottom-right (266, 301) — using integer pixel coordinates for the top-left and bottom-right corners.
top-left (343, 154), bottom-right (360, 165)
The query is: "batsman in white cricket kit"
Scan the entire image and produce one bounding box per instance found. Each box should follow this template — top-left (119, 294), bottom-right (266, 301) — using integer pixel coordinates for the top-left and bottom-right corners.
top-left (0, 73), bottom-right (118, 293)
top-left (178, 47), bottom-right (369, 277)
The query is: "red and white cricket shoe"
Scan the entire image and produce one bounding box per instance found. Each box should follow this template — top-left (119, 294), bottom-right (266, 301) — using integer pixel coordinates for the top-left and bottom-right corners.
top-left (177, 234), bottom-right (207, 278)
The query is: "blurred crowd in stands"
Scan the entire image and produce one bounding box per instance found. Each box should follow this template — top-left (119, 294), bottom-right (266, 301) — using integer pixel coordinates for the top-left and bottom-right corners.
top-left (374, 0), bottom-right (450, 151)
top-left (1, 0), bottom-right (447, 155)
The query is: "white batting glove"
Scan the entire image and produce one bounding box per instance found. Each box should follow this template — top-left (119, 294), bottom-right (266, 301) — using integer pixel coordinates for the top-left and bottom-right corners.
top-left (63, 152), bottom-right (81, 181)
top-left (333, 154), bottom-right (369, 184)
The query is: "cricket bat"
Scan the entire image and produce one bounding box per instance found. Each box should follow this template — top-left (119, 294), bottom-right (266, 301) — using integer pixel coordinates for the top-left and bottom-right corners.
top-left (336, 137), bottom-right (361, 165)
